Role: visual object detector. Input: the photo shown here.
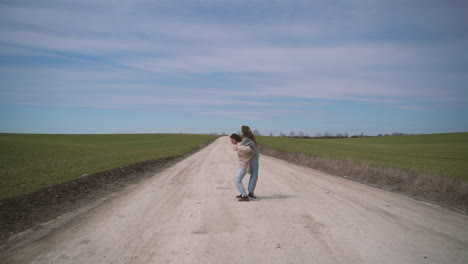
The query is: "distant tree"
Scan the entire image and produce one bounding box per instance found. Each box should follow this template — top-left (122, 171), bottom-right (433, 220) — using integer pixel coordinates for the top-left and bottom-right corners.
top-left (221, 132), bottom-right (227, 136)
top-left (289, 131), bottom-right (296, 137)
top-left (253, 129), bottom-right (261, 136)
top-left (280, 131), bottom-right (285, 137)
top-left (298, 131), bottom-right (305, 137)
top-left (315, 133), bottom-right (321, 138)
top-left (269, 132), bottom-right (274, 137)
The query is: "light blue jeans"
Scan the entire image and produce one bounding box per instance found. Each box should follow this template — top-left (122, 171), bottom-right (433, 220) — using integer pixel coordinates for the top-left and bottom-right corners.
top-left (248, 156), bottom-right (259, 193)
top-left (235, 168), bottom-right (248, 196)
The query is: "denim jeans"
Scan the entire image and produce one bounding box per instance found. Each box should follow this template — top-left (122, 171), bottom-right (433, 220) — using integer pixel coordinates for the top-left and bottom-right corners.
top-left (235, 168), bottom-right (248, 196)
top-left (248, 156), bottom-right (259, 193)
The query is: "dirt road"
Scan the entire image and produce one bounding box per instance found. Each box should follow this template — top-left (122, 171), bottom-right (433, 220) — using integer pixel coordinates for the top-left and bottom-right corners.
top-left (3, 137), bottom-right (468, 263)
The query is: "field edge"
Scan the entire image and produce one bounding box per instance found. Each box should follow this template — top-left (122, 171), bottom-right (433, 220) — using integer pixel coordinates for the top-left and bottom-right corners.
top-left (258, 145), bottom-right (468, 215)
top-left (0, 137), bottom-right (219, 247)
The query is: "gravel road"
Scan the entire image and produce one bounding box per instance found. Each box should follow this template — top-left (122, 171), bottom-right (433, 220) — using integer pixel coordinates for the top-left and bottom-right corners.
top-left (3, 137), bottom-right (468, 263)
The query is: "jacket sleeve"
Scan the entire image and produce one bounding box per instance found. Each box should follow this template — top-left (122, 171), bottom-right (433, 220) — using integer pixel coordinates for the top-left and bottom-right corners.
top-left (238, 145), bottom-right (254, 159)
top-left (238, 145), bottom-right (252, 154)
top-left (240, 138), bottom-right (252, 146)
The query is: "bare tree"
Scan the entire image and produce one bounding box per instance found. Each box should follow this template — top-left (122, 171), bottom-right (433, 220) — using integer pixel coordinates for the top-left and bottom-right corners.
top-left (253, 129), bottom-right (261, 136)
top-left (269, 132), bottom-right (274, 137)
top-left (289, 131), bottom-right (296, 137)
top-left (280, 131), bottom-right (285, 137)
top-left (298, 131), bottom-right (305, 137)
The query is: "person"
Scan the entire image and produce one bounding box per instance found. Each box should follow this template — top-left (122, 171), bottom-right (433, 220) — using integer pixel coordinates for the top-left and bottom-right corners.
top-left (229, 133), bottom-right (254, 202)
top-left (240, 125), bottom-right (259, 200)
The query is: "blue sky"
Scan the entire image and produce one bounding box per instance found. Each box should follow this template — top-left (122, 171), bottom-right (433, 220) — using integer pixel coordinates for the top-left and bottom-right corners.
top-left (1, 0), bottom-right (467, 135)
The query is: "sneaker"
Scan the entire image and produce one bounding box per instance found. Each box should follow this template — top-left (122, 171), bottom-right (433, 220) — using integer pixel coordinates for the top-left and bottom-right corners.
top-left (238, 196), bottom-right (250, 202)
top-left (248, 192), bottom-right (258, 200)
top-left (236, 194), bottom-right (243, 198)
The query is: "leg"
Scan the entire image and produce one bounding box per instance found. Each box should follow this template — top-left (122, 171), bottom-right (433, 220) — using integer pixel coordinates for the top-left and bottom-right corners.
top-left (248, 157), bottom-right (259, 193)
top-left (235, 168), bottom-right (248, 197)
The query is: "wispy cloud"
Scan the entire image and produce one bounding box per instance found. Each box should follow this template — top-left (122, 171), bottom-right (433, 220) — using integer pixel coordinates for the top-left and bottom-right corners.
top-left (1, 0), bottom-right (467, 129)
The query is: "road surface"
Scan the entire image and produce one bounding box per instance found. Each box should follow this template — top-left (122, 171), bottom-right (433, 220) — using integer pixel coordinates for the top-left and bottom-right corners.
top-left (3, 137), bottom-right (468, 263)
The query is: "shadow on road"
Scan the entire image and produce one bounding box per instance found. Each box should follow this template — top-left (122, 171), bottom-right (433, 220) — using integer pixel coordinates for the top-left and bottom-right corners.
top-left (258, 194), bottom-right (295, 200)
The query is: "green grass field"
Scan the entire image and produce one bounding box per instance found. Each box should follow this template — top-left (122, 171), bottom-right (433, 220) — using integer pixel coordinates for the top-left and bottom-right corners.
top-left (258, 133), bottom-right (468, 180)
top-left (0, 133), bottom-right (217, 200)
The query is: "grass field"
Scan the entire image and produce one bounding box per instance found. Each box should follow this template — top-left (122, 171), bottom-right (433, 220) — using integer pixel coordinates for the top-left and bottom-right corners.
top-left (0, 133), bottom-right (217, 200)
top-left (258, 133), bottom-right (468, 180)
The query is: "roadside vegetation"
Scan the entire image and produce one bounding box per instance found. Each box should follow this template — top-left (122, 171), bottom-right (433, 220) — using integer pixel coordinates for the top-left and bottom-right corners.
top-left (0, 133), bottom-right (217, 200)
top-left (259, 133), bottom-right (468, 180)
top-left (258, 132), bottom-right (468, 211)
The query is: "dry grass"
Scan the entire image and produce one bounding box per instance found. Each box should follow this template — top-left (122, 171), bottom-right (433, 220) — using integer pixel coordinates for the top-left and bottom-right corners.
top-left (259, 145), bottom-right (468, 213)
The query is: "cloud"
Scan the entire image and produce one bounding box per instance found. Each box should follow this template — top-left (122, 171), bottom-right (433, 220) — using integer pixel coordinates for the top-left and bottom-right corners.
top-left (1, 0), bottom-right (467, 120)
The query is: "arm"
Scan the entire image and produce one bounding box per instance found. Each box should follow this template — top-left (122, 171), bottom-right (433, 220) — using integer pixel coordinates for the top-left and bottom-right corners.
top-left (238, 145), bottom-right (254, 160)
top-left (238, 145), bottom-right (253, 153)
top-left (240, 138), bottom-right (258, 156)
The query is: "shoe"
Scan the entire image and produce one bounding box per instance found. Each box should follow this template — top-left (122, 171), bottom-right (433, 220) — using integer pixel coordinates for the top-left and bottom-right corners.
top-left (238, 196), bottom-right (250, 202)
top-left (248, 192), bottom-right (258, 200)
top-left (236, 194), bottom-right (243, 198)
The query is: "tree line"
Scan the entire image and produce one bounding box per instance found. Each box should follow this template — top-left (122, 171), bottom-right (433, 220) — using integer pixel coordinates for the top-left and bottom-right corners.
top-left (211, 131), bottom-right (407, 139)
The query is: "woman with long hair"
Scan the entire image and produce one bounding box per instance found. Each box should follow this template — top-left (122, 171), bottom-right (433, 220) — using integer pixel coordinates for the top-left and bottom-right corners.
top-left (229, 133), bottom-right (254, 202)
top-left (240, 125), bottom-right (259, 200)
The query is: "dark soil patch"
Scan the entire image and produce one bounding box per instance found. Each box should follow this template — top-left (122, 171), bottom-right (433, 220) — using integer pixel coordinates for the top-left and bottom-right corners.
top-left (0, 139), bottom-right (217, 246)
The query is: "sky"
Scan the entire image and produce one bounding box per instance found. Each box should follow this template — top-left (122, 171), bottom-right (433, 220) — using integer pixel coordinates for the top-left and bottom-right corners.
top-left (1, 0), bottom-right (467, 136)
